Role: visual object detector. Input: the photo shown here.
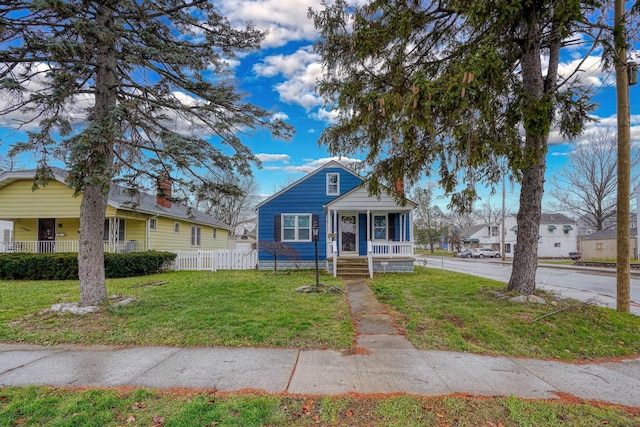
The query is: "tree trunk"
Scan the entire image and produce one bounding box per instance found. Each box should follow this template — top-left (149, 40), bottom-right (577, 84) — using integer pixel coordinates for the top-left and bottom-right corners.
top-left (507, 156), bottom-right (545, 295)
top-left (78, 185), bottom-right (109, 306)
top-left (78, 0), bottom-right (117, 306)
top-left (506, 15), bottom-right (549, 295)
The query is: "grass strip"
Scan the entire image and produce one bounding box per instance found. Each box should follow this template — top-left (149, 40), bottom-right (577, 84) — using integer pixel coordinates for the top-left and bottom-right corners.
top-left (1, 387), bottom-right (638, 427)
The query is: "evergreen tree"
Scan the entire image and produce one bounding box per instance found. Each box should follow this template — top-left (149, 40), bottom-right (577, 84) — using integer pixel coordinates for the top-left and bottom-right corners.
top-left (311, 0), bottom-right (598, 295)
top-left (0, 0), bottom-right (292, 305)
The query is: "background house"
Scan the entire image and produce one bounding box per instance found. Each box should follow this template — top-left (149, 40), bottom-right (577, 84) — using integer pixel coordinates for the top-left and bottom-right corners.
top-left (458, 213), bottom-right (578, 258)
top-left (459, 224), bottom-right (486, 248)
top-left (256, 161), bottom-right (415, 277)
top-left (580, 228), bottom-right (638, 260)
top-left (0, 168), bottom-right (231, 253)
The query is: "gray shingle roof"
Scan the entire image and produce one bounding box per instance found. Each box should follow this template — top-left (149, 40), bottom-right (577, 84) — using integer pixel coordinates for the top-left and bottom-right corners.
top-left (460, 224), bottom-right (486, 237)
top-left (540, 213), bottom-right (575, 224)
top-left (0, 167), bottom-right (231, 230)
top-left (581, 228), bottom-right (637, 240)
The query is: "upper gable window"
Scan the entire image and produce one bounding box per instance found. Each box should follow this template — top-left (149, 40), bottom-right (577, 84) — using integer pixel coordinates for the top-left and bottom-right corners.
top-left (326, 173), bottom-right (339, 195)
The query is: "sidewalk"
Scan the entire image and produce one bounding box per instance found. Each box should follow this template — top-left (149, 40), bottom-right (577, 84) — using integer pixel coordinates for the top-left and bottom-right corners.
top-left (1, 280), bottom-right (639, 408)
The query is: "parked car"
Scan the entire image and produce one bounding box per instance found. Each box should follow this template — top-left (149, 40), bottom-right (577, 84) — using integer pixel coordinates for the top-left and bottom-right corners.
top-left (456, 249), bottom-right (472, 258)
top-left (569, 251), bottom-right (582, 260)
top-left (471, 247), bottom-right (501, 258)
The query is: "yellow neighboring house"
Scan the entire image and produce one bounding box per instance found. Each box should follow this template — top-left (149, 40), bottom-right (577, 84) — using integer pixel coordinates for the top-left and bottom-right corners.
top-left (0, 168), bottom-right (231, 253)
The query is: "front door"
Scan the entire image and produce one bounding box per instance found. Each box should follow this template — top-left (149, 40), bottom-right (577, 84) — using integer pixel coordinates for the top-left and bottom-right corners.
top-left (340, 215), bottom-right (357, 254)
top-left (38, 218), bottom-right (56, 252)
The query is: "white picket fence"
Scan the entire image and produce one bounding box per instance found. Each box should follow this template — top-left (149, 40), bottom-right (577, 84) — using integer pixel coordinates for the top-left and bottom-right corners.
top-left (171, 249), bottom-right (257, 271)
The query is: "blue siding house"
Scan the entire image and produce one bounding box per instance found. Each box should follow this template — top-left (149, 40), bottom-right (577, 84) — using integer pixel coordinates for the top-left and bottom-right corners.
top-left (256, 161), bottom-right (415, 277)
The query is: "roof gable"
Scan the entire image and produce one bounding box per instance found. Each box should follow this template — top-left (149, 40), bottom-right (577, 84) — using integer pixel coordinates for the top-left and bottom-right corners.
top-left (256, 160), bottom-right (362, 209)
top-left (325, 184), bottom-right (416, 210)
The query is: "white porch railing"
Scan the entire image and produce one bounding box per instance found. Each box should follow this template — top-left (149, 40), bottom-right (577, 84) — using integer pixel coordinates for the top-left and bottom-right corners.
top-left (370, 242), bottom-right (414, 256)
top-left (172, 249), bottom-right (258, 271)
top-left (0, 240), bottom-right (146, 253)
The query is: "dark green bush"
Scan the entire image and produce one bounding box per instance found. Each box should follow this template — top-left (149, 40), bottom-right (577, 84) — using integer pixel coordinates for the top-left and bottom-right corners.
top-left (0, 251), bottom-right (176, 280)
top-left (104, 251), bottom-right (176, 278)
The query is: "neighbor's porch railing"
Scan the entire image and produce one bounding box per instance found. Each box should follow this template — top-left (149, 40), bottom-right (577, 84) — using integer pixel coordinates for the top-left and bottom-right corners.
top-left (0, 240), bottom-right (146, 253)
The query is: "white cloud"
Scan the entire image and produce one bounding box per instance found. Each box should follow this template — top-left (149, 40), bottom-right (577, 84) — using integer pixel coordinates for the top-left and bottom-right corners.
top-left (557, 55), bottom-right (609, 88)
top-left (271, 112), bottom-right (289, 121)
top-left (0, 62), bottom-right (91, 131)
top-left (282, 156), bottom-right (362, 174)
top-left (547, 113), bottom-right (640, 147)
top-left (218, 0), bottom-right (325, 48)
top-left (310, 108), bottom-right (338, 123)
top-left (257, 155), bottom-right (362, 175)
top-left (253, 46), bottom-right (324, 110)
top-left (256, 153), bottom-right (291, 162)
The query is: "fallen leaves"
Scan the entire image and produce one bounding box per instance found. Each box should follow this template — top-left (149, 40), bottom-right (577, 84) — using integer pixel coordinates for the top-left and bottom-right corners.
top-left (132, 401), bottom-right (147, 410)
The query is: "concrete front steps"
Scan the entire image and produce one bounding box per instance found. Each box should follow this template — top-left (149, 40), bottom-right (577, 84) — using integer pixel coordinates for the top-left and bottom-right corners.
top-left (336, 257), bottom-right (370, 278)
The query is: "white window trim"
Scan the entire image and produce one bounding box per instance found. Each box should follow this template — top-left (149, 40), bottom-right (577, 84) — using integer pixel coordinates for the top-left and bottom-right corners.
top-left (149, 218), bottom-right (157, 231)
top-left (326, 172), bottom-right (340, 196)
top-left (282, 213), bottom-right (312, 242)
top-left (191, 225), bottom-right (201, 246)
top-left (174, 222), bottom-right (181, 233)
top-left (373, 214), bottom-right (388, 241)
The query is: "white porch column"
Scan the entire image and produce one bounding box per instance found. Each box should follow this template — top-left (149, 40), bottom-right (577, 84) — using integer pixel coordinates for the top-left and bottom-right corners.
top-left (333, 209), bottom-right (338, 277)
top-left (409, 211), bottom-right (413, 243)
top-left (366, 209), bottom-right (373, 278)
top-left (324, 210), bottom-right (329, 259)
top-left (366, 209), bottom-right (371, 242)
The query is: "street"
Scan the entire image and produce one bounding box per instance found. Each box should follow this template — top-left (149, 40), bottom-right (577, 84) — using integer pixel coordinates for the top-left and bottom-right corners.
top-left (416, 255), bottom-right (640, 316)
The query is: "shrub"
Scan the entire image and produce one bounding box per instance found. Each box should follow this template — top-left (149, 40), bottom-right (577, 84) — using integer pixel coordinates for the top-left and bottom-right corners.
top-left (104, 252), bottom-right (176, 278)
top-left (0, 251), bottom-right (176, 280)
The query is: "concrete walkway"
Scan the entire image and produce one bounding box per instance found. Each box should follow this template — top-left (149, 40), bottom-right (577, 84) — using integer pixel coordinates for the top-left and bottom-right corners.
top-left (1, 280), bottom-right (640, 408)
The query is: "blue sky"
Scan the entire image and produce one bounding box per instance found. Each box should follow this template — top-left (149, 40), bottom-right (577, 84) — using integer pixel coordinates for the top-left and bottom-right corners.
top-left (1, 0), bottom-right (639, 214)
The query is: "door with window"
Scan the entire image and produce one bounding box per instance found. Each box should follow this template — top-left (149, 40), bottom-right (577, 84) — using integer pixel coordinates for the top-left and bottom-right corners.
top-left (340, 215), bottom-right (357, 254)
top-left (38, 218), bottom-right (56, 252)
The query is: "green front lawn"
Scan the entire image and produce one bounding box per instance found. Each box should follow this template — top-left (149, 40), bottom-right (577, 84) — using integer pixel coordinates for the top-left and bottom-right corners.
top-left (371, 267), bottom-right (640, 360)
top-left (0, 270), bottom-right (353, 349)
top-left (2, 267), bottom-right (640, 360)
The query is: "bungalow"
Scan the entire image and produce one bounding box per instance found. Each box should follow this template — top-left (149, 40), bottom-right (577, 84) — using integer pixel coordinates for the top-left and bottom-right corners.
top-left (256, 160), bottom-right (416, 277)
top-left (0, 168), bottom-right (231, 253)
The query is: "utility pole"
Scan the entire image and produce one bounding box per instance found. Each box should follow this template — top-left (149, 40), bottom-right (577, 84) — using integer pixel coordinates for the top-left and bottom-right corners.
top-left (501, 171), bottom-right (506, 261)
top-left (615, 0), bottom-right (631, 312)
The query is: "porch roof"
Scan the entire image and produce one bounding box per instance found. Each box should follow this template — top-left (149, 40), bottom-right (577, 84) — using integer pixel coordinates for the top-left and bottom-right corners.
top-left (324, 185), bottom-right (416, 211)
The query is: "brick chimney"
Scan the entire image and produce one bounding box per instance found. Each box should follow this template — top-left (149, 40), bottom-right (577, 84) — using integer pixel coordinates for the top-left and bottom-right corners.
top-left (157, 174), bottom-right (172, 208)
top-left (394, 178), bottom-right (404, 196)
